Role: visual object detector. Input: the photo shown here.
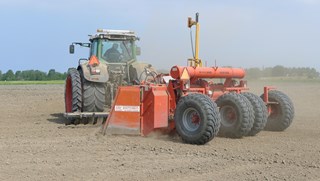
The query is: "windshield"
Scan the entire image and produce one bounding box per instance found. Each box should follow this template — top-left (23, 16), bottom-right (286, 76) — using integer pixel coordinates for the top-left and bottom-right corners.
top-left (101, 40), bottom-right (134, 63)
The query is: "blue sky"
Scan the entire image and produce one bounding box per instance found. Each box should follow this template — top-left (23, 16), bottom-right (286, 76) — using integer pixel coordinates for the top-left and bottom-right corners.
top-left (0, 0), bottom-right (319, 73)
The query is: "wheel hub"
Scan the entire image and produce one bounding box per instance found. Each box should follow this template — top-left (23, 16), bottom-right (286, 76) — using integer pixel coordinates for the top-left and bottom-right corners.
top-left (220, 105), bottom-right (237, 127)
top-left (182, 108), bottom-right (201, 132)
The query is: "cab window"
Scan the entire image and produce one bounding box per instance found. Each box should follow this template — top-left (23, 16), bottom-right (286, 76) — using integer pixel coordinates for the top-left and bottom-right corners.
top-left (101, 40), bottom-right (133, 63)
top-left (90, 41), bottom-right (98, 57)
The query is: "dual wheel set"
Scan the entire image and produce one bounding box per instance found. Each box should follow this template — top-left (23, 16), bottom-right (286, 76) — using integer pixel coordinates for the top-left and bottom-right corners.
top-left (65, 68), bottom-right (106, 125)
top-left (174, 91), bottom-right (294, 145)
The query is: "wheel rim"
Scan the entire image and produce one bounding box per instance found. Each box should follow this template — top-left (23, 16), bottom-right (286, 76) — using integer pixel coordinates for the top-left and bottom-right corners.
top-left (220, 105), bottom-right (237, 127)
top-left (182, 108), bottom-right (201, 132)
top-left (269, 103), bottom-right (281, 119)
top-left (65, 76), bottom-right (72, 112)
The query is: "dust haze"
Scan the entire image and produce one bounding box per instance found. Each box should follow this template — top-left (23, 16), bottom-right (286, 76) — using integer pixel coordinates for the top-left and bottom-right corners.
top-left (1, 81), bottom-right (320, 180)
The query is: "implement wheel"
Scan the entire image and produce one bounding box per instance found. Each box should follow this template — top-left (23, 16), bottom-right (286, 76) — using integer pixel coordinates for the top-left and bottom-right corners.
top-left (241, 92), bottom-right (268, 136)
top-left (64, 68), bottom-right (82, 125)
top-left (175, 94), bottom-right (221, 145)
top-left (216, 93), bottom-right (254, 138)
top-left (261, 90), bottom-right (294, 131)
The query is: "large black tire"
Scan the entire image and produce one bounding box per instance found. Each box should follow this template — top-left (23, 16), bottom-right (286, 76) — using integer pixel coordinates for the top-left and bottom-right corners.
top-left (216, 93), bottom-right (254, 138)
top-left (241, 92), bottom-right (268, 136)
top-left (64, 68), bottom-right (82, 125)
top-left (261, 90), bottom-right (294, 131)
top-left (174, 94), bottom-right (221, 145)
top-left (82, 79), bottom-right (106, 112)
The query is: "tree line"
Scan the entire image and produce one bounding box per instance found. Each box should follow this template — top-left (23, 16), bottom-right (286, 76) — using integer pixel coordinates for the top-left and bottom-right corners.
top-left (245, 66), bottom-right (319, 79)
top-left (0, 69), bottom-right (67, 81)
top-left (0, 65), bottom-right (319, 81)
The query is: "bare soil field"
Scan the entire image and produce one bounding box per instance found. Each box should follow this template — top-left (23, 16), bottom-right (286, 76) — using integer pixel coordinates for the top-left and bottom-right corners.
top-left (0, 81), bottom-right (320, 181)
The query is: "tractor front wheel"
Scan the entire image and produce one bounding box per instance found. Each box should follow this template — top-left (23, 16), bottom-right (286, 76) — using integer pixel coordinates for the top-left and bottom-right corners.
top-left (216, 93), bottom-right (254, 138)
top-left (261, 90), bottom-right (294, 131)
top-left (174, 94), bottom-right (221, 145)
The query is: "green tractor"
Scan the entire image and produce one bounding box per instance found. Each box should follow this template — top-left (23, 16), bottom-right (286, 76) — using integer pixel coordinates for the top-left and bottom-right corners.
top-left (64, 29), bottom-right (157, 124)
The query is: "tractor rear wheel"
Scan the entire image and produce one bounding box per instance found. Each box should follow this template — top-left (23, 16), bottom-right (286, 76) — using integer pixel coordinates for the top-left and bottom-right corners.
top-left (216, 93), bottom-right (254, 138)
top-left (64, 68), bottom-right (82, 125)
top-left (82, 79), bottom-right (106, 113)
top-left (241, 92), bottom-right (268, 136)
top-left (174, 94), bottom-right (221, 145)
top-left (261, 90), bottom-right (294, 131)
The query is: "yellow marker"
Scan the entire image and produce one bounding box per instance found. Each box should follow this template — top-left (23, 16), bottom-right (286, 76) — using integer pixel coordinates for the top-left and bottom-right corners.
top-left (188, 13), bottom-right (202, 67)
top-left (181, 68), bottom-right (190, 80)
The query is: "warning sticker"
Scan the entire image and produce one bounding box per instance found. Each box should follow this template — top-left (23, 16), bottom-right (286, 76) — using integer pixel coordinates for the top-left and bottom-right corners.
top-left (115, 105), bottom-right (140, 112)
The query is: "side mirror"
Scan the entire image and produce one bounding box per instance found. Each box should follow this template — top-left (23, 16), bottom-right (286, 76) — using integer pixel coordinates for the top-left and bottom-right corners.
top-left (69, 44), bottom-right (75, 54)
top-left (136, 46), bottom-right (141, 56)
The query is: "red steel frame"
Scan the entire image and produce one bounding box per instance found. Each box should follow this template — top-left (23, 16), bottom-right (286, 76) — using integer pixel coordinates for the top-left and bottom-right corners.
top-left (102, 65), bottom-right (275, 136)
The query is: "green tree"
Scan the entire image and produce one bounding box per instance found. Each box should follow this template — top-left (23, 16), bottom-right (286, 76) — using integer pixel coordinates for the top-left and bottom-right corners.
top-left (272, 65), bottom-right (286, 77)
top-left (15, 70), bottom-right (22, 80)
top-left (47, 69), bottom-right (55, 80)
top-left (306, 68), bottom-right (319, 79)
top-left (0, 70), bottom-right (2, 80)
top-left (34, 70), bottom-right (46, 80)
top-left (21, 70), bottom-right (34, 80)
top-left (262, 67), bottom-right (272, 77)
top-left (3, 70), bottom-right (15, 81)
top-left (47, 69), bottom-right (67, 80)
top-left (62, 72), bottom-right (67, 80)
top-left (246, 67), bottom-right (261, 79)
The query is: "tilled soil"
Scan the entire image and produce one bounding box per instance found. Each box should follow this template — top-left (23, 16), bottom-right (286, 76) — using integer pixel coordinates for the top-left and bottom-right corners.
top-left (0, 81), bottom-right (319, 181)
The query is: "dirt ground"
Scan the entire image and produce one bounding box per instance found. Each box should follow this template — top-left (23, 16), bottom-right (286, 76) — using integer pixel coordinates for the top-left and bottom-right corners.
top-left (0, 81), bottom-right (320, 181)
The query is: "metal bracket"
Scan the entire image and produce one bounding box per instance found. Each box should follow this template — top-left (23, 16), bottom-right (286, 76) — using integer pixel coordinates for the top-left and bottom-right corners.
top-left (64, 112), bottom-right (109, 119)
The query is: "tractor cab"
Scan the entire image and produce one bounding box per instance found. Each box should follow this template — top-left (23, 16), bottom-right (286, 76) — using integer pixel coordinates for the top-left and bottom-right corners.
top-left (69, 29), bottom-right (140, 64)
top-left (89, 29), bottom-right (140, 64)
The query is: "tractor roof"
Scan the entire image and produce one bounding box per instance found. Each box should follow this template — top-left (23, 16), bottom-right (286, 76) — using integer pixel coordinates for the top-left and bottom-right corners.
top-left (90, 29), bottom-right (138, 41)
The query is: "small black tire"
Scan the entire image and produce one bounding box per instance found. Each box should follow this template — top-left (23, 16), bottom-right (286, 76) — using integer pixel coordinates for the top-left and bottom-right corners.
top-left (64, 68), bottom-right (82, 125)
top-left (241, 92), bottom-right (268, 136)
top-left (261, 90), bottom-right (294, 131)
top-left (174, 94), bottom-right (221, 145)
top-left (216, 93), bottom-right (254, 138)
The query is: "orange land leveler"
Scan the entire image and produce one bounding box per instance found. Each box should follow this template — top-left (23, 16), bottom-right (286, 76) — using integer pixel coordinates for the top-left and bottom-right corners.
top-left (101, 13), bottom-right (294, 145)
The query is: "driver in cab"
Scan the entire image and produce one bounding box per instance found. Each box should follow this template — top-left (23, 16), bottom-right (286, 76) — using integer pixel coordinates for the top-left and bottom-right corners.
top-left (104, 43), bottom-right (121, 62)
